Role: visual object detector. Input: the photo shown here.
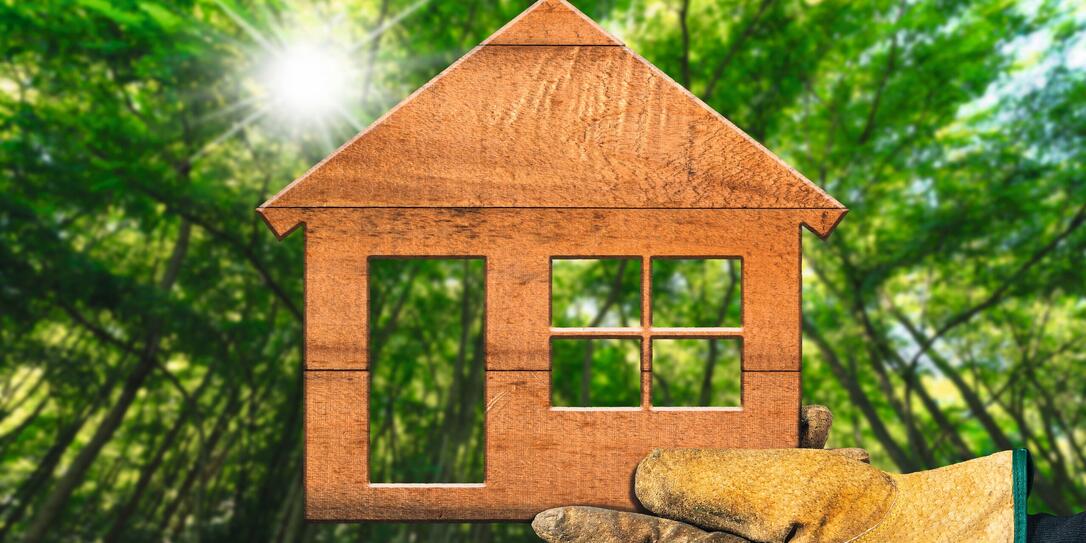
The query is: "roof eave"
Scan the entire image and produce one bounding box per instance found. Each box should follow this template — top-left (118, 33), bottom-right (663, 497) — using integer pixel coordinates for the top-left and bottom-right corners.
top-left (256, 206), bottom-right (304, 241)
top-left (801, 208), bottom-right (848, 239)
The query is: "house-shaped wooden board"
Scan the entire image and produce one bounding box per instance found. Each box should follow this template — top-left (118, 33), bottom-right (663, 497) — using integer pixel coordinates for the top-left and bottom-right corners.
top-left (259, 0), bottom-right (846, 522)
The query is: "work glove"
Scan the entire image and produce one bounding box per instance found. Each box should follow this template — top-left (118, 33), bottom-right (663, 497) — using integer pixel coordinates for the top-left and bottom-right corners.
top-left (531, 406), bottom-right (1041, 543)
top-left (632, 447), bottom-right (1027, 543)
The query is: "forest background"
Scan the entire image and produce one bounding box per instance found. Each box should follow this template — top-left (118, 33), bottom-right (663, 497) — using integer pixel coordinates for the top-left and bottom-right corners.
top-left (1, 0), bottom-right (1084, 541)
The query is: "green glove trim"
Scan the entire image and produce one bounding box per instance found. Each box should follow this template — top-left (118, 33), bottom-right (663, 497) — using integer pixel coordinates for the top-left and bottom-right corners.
top-left (1013, 448), bottom-right (1032, 543)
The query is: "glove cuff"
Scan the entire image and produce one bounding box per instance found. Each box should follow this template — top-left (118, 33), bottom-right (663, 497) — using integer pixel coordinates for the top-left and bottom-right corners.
top-left (1013, 448), bottom-right (1033, 543)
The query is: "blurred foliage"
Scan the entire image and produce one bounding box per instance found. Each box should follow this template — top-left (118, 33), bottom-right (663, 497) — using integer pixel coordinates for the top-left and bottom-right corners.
top-left (653, 339), bottom-right (741, 407)
top-left (552, 338), bottom-right (641, 407)
top-left (368, 258), bottom-right (485, 484)
top-left (0, 0), bottom-right (1084, 542)
top-left (652, 259), bottom-right (741, 327)
top-left (552, 258), bottom-right (641, 327)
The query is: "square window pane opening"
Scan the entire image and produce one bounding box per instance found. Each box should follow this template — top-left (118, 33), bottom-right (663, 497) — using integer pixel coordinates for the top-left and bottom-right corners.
top-left (368, 258), bottom-right (485, 483)
top-left (551, 338), bottom-right (641, 407)
top-left (552, 258), bottom-right (641, 327)
top-left (652, 258), bottom-right (741, 327)
top-left (652, 339), bottom-right (740, 407)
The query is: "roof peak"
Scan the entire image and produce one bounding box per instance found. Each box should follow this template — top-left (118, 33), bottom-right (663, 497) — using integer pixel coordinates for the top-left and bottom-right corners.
top-left (483, 0), bottom-right (622, 46)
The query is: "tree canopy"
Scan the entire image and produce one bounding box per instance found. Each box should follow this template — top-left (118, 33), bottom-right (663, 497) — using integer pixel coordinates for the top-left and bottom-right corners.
top-left (1, 0), bottom-right (1084, 541)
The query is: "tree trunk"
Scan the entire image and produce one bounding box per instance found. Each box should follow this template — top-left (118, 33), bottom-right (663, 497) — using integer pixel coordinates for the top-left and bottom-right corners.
top-left (0, 352), bottom-right (130, 542)
top-left (157, 391), bottom-right (237, 537)
top-left (0, 413), bottom-right (87, 542)
top-left (804, 318), bottom-right (920, 472)
top-left (103, 370), bottom-right (214, 542)
top-left (22, 220), bottom-right (191, 543)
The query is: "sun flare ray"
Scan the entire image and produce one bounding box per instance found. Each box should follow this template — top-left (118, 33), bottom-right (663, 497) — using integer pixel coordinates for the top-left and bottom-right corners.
top-left (206, 0), bottom-right (437, 151)
top-left (191, 104), bottom-right (270, 162)
top-left (348, 0), bottom-right (431, 53)
top-left (214, 0), bottom-right (276, 53)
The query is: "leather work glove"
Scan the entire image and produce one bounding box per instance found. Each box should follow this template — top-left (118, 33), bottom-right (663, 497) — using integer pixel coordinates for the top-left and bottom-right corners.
top-left (631, 447), bottom-right (1029, 543)
top-left (531, 406), bottom-right (1048, 543)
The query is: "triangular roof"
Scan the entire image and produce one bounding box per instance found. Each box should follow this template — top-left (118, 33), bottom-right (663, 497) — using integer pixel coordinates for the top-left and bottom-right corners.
top-left (260, 0), bottom-right (843, 215)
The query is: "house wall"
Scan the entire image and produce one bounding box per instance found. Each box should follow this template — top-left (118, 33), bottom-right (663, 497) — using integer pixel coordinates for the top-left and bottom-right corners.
top-left (281, 207), bottom-right (823, 520)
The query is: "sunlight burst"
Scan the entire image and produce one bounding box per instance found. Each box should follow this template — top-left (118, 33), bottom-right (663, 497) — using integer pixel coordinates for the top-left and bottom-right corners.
top-left (193, 0), bottom-right (430, 160)
top-left (262, 41), bottom-right (353, 119)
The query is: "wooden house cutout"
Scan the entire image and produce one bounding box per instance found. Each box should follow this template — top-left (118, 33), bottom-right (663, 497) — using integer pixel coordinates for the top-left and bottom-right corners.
top-left (258, 0), bottom-right (846, 522)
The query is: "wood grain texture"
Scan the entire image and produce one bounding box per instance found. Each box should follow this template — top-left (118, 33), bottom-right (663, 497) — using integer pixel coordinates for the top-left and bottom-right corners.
top-left (305, 370), bottom-right (367, 516)
top-left (287, 208), bottom-right (816, 371)
top-left (263, 0), bottom-right (847, 523)
top-left (483, 0), bottom-right (622, 46)
top-left (260, 44), bottom-right (842, 210)
top-left (304, 369), bottom-right (799, 521)
top-left (305, 227), bottom-right (367, 370)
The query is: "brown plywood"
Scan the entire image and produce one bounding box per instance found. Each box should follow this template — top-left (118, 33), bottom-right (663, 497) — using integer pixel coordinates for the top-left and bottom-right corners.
top-left (305, 369), bottom-right (798, 520)
top-left (280, 208), bottom-right (823, 372)
top-left (305, 370), bottom-right (367, 514)
top-left (305, 227), bottom-right (367, 370)
top-left (484, 0), bottom-right (622, 46)
top-left (260, 46), bottom-right (842, 210)
top-left (261, 0), bottom-right (846, 524)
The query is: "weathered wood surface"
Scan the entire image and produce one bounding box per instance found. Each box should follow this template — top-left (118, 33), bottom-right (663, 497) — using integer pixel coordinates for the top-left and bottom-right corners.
top-left (484, 0), bottom-right (622, 46)
top-left (261, 22), bottom-right (841, 210)
top-left (258, 0), bottom-right (847, 523)
top-left (305, 370), bottom-right (799, 520)
top-left (288, 206), bottom-right (815, 520)
top-left (259, 207), bottom-right (838, 372)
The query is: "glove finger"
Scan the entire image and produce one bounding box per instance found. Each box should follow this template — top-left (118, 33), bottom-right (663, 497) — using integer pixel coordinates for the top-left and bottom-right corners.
top-left (828, 447), bottom-right (870, 463)
top-left (532, 506), bottom-right (752, 543)
top-left (799, 405), bottom-right (832, 448)
top-left (635, 449), bottom-right (896, 543)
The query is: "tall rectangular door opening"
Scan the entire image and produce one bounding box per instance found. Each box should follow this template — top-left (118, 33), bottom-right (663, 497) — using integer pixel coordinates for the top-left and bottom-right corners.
top-left (368, 257), bottom-right (486, 483)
